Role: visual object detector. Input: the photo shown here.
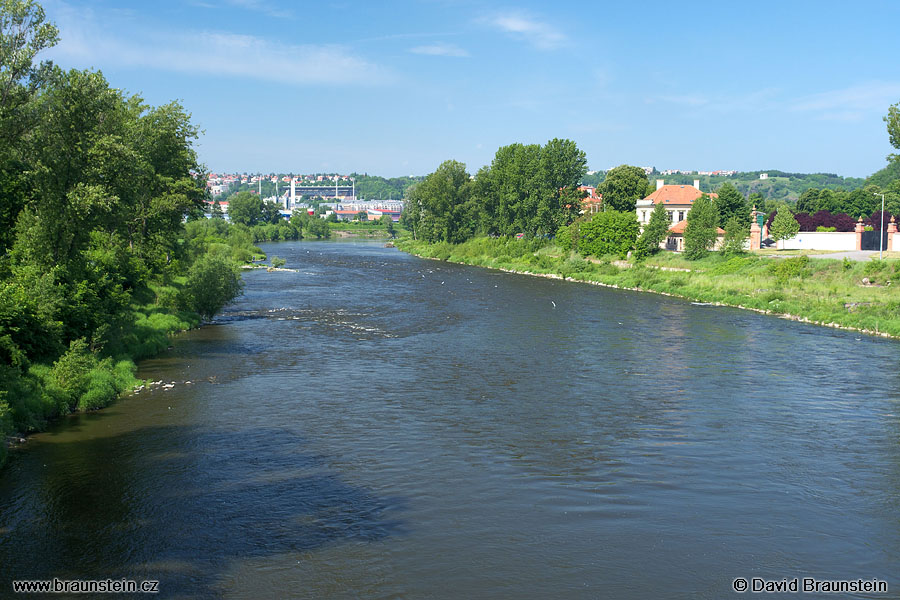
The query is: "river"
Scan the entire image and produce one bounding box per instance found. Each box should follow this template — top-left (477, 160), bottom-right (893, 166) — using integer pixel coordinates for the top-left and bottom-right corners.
top-left (1, 240), bottom-right (899, 599)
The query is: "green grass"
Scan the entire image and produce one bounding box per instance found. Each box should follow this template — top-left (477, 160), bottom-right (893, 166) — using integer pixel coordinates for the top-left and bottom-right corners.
top-left (396, 236), bottom-right (900, 338)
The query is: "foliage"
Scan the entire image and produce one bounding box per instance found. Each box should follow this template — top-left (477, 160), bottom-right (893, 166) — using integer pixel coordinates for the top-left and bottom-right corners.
top-left (227, 191), bottom-right (265, 226)
top-left (598, 165), bottom-right (649, 212)
top-left (684, 194), bottom-right (719, 260)
top-left (714, 182), bottom-right (748, 226)
top-left (405, 159), bottom-right (474, 243)
top-left (0, 1), bottom-right (248, 462)
top-left (721, 216), bottom-right (748, 257)
top-left (769, 205), bottom-right (800, 249)
top-left (472, 138), bottom-right (587, 237)
top-left (270, 256), bottom-right (285, 268)
top-left (634, 200), bottom-right (670, 260)
top-left (179, 254), bottom-right (244, 321)
top-left (578, 210), bottom-right (638, 258)
top-left (770, 255), bottom-right (809, 282)
top-left (886, 102), bottom-right (900, 160)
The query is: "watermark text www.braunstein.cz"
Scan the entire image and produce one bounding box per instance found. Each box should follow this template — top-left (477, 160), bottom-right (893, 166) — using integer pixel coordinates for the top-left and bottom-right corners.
top-left (733, 577), bottom-right (888, 594)
top-left (12, 578), bottom-right (159, 594)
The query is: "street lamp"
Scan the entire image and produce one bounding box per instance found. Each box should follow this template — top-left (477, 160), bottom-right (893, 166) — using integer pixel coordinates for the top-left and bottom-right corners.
top-left (875, 193), bottom-right (885, 260)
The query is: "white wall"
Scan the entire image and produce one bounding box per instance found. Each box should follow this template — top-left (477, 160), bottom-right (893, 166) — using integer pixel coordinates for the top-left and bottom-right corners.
top-left (781, 232), bottom-right (856, 251)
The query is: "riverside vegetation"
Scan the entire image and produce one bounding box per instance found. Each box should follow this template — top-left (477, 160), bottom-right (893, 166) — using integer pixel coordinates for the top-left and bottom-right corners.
top-left (397, 107), bottom-right (900, 342)
top-left (0, 2), bottom-right (259, 467)
top-left (397, 236), bottom-right (900, 338)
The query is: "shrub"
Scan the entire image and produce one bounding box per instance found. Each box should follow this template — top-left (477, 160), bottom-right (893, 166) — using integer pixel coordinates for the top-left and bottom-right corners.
top-left (51, 339), bottom-right (98, 409)
top-left (721, 216), bottom-right (748, 257)
top-left (770, 255), bottom-right (810, 282)
top-left (555, 224), bottom-right (573, 251)
top-left (815, 226), bottom-right (837, 232)
top-left (179, 255), bottom-right (244, 321)
top-left (270, 256), bottom-right (286, 269)
top-left (578, 211), bottom-right (639, 259)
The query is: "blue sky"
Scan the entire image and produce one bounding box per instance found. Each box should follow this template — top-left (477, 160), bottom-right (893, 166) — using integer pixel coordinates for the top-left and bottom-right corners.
top-left (40, 0), bottom-right (900, 178)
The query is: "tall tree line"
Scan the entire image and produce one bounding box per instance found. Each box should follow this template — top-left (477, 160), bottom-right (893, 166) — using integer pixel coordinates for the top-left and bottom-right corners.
top-left (402, 138), bottom-right (587, 242)
top-left (0, 1), bottom-right (240, 456)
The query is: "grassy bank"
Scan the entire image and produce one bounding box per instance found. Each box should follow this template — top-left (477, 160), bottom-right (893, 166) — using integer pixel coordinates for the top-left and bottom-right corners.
top-left (396, 236), bottom-right (900, 339)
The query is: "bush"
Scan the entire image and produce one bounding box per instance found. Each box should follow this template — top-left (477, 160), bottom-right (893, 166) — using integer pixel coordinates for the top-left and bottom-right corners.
top-left (578, 211), bottom-right (639, 258)
top-left (179, 255), bottom-right (244, 321)
top-left (770, 255), bottom-right (809, 282)
top-left (51, 339), bottom-right (97, 409)
top-left (270, 256), bottom-right (286, 268)
top-left (815, 226), bottom-right (837, 232)
top-left (555, 224), bottom-right (573, 251)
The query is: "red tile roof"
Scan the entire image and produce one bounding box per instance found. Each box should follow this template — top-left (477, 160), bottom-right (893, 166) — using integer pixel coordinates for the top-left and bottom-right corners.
top-left (645, 185), bottom-right (717, 205)
top-left (668, 220), bottom-right (724, 235)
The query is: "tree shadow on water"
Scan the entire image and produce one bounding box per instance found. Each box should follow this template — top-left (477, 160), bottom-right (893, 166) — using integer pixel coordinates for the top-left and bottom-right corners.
top-left (0, 426), bottom-right (406, 598)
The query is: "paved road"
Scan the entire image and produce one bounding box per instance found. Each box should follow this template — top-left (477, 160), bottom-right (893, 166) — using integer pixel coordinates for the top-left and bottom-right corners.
top-left (807, 250), bottom-right (878, 261)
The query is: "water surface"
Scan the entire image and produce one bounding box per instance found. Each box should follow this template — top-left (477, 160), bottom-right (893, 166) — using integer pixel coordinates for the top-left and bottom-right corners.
top-left (2, 240), bottom-right (899, 598)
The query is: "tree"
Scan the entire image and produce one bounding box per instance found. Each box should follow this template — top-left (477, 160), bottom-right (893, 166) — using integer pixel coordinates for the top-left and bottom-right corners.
top-left (473, 138), bottom-right (586, 237)
top-left (210, 200), bottom-right (224, 219)
top-left (683, 194), bottom-right (719, 260)
top-left (577, 210), bottom-right (638, 258)
top-left (227, 191), bottom-right (264, 226)
top-left (795, 188), bottom-right (820, 213)
top-left (598, 165), bottom-right (649, 212)
top-left (769, 205), bottom-right (800, 250)
top-left (380, 214), bottom-right (395, 236)
top-left (721, 216), bottom-right (748, 257)
top-left (414, 159), bottom-right (474, 243)
top-left (885, 102), bottom-right (900, 160)
top-left (634, 200), bottom-right (670, 259)
top-left (714, 182), bottom-right (747, 226)
top-left (356, 210), bottom-right (368, 222)
top-left (261, 200), bottom-right (282, 224)
top-left (180, 254), bottom-right (243, 321)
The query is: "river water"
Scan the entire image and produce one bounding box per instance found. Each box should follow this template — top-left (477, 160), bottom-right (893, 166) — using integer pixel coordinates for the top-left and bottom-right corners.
top-left (2, 240), bottom-right (899, 599)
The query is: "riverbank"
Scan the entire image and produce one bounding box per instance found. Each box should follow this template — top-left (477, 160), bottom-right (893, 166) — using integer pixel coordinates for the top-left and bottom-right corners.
top-left (396, 237), bottom-right (900, 340)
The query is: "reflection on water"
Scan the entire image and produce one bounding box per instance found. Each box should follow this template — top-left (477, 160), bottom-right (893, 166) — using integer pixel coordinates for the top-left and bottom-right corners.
top-left (2, 240), bottom-right (900, 599)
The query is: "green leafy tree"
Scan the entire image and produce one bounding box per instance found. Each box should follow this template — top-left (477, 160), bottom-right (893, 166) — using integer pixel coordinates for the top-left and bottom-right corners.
top-left (473, 138), bottom-right (586, 237)
top-left (769, 205), bottom-right (800, 250)
top-left (380, 213), bottom-right (395, 236)
top-left (227, 191), bottom-right (264, 226)
top-left (577, 210), bottom-right (638, 258)
top-left (721, 216), bottom-right (748, 257)
top-left (795, 188), bottom-right (820, 213)
top-left (683, 194), bottom-right (720, 260)
top-left (179, 254), bottom-right (243, 321)
top-left (885, 101), bottom-right (900, 161)
top-left (210, 200), bottom-right (224, 219)
top-left (415, 159), bottom-right (475, 243)
top-left (598, 165), bottom-right (649, 212)
top-left (714, 182), bottom-right (747, 226)
top-left (634, 200), bottom-right (670, 260)
top-left (261, 200), bottom-right (282, 224)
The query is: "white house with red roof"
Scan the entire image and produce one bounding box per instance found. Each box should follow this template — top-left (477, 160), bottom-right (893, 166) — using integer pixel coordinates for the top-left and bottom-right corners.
top-left (636, 179), bottom-right (723, 251)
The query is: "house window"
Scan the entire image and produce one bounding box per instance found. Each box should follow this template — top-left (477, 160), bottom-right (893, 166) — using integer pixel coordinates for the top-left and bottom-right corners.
top-left (679, 211), bottom-right (685, 221)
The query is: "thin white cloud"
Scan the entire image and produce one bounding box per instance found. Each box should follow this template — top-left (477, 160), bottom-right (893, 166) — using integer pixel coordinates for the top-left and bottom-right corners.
top-left (791, 82), bottom-right (900, 120)
top-left (222, 0), bottom-right (292, 18)
top-left (409, 43), bottom-right (469, 57)
top-left (45, 4), bottom-right (392, 86)
top-left (480, 11), bottom-right (566, 50)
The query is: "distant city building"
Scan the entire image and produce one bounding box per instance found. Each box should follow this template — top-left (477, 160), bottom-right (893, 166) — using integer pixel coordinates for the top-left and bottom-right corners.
top-left (759, 173), bottom-right (768, 180)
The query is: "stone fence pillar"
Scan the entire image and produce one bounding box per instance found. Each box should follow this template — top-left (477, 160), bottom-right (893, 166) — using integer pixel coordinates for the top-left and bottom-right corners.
top-left (888, 216), bottom-right (897, 252)
top-left (855, 217), bottom-right (864, 251)
top-left (749, 206), bottom-right (761, 251)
